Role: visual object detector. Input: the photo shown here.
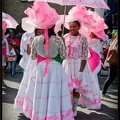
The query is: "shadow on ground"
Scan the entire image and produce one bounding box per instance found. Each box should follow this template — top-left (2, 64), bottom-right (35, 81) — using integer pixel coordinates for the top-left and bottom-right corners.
top-left (18, 113), bottom-right (30, 120)
top-left (2, 86), bottom-right (18, 104)
top-left (75, 104), bottom-right (118, 120)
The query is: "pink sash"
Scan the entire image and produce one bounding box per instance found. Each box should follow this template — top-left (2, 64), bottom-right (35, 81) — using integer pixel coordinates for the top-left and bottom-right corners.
top-left (88, 48), bottom-right (100, 72)
top-left (36, 54), bottom-right (50, 77)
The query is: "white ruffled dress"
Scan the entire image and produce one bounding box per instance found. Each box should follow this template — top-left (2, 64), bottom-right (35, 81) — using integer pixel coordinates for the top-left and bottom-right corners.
top-left (14, 34), bottom-right (36, 111)
top-left (84, 38), bottom-right (102, 110)
top-left (62, 34), bottom-right (94, 107)
top-left (22, 35), bottom-right (74, 120)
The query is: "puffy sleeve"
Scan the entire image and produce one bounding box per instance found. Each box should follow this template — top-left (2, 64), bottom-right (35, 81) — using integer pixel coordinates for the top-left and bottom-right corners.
top-left (55, 37), bottom-right (67, 60)
top-left (30, 37), bottom-right (38, 60)
top-left (81, 36), bottom-right (88, 60)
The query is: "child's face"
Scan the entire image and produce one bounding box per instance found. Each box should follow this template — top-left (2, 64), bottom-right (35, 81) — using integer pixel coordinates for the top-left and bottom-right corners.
top-left (8, 44), bottom-right (12, 50)
top-left (69, 22), bottom-right (80, 36)
top-left (36, 29), bottom-right (44, 36)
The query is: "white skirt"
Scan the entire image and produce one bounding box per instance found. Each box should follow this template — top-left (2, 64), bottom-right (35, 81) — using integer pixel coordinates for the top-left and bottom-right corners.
top-left (23, 60), bottom-right (74, 120)
top-left (62, 57), bottom-right (94, 106)
top-left (79, 63), bottom-right (101, 110)
top-left (14, 58), bottom-right (36, 111)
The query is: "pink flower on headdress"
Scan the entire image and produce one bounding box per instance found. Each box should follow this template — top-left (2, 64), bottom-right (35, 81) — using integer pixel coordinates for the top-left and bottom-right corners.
top-left (90, 19), bottom-right (108, 40)
top-left (87, 10), bottom-right (108, 29)
top-left (86, 10), bottom-right (108, 40)
top-left (23, 1), bottom-right (59, 30)
top-left (66, 6), bottom-right (108, 40)
top-left (69, 6), bottom-right (96, 29)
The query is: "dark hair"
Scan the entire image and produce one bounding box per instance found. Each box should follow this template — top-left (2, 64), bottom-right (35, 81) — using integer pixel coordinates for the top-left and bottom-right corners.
top-left (69, 20), bottom-right (81, 27)
top-left (43, 25), bottom-right (56, 44)
top-left (34, 28), bottom-right (40, 36)
top-left (48, 25), bottom-right (56, 38)
top-left (74, 21), bottom-right (80, 27)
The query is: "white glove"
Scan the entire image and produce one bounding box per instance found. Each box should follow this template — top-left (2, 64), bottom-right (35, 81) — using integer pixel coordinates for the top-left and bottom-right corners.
top-left (77, 72), bottom-right (83, 81)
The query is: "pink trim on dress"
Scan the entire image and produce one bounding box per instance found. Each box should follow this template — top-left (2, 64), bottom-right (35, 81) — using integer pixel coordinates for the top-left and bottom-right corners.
top-left (68, 78), bottom-right (87, 89)
top-left (14, 97), bottom-right (24, 106)
top-left (23, 96), bottom-right (74, 120)
top-left (92, 98), bottom-right (101, 105)
top-left (65, 35), bottom-right (82, 59)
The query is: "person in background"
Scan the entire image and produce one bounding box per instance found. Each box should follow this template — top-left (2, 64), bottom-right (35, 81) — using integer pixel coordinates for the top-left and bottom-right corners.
top-left (19, 31), bottom-right (34, 73)
top-left (103, 6), bottom-right (114, 32)
top-left (16, 25), bottom-right (25, 42)
top-left (7, 42), bottom-right (17, 77)
top-left (2, 21), bottom-right (9, 87)
top-left (14, 28), bottom-right (45, 112)
top-left (87, 32), bottom-right (103, 110)
top-left (102, 31), bottom-right (118, 98)
top-left (8, 31), bottom-right (21, 63)
top-left (102, 29), bottom-right (117, 69)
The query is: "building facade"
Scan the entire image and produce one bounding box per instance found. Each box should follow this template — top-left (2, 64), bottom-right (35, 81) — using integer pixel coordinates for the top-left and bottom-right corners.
top-left (2, 0), bottom-right (117, 29)
top-left (2, 0), bottom-right (73, 24)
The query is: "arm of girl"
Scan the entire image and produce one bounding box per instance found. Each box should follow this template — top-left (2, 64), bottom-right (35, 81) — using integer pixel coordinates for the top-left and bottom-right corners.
top-left (79, 36), bottom-right (88, 72)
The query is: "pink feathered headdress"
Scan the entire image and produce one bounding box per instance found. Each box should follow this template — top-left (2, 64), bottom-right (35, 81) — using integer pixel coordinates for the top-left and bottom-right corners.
top-left (54, 6), bottom-right (96, 35)
top-left (55, 6), bottom-right (108, 40)
top-left (68, 6), bottom-right (96, 29)
top-left (2, 20), bottom-right (7, 38)
top-left (87, 10), bottom-right (108, 40)
top-left (22, 1), bottom-right (59, 32)
top-left (54, 6), bottom-right (96, 36)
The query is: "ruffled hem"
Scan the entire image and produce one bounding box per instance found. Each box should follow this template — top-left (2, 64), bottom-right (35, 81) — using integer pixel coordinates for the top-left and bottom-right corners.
top-left (22, 96), bottom-right (74, 120)
top-left (32, 109), bottom-right (74, 120)
top-left (68, 78), bottom-right (94, 104)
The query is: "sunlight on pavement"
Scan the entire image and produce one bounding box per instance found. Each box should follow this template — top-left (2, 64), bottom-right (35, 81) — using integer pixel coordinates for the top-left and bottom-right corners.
top-left (4, 79), bottom-right (20, 89)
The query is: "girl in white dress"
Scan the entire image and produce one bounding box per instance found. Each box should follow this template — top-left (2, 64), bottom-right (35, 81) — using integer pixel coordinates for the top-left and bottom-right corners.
top-left (22, 26), bottom-right (74, 120)
top-left (84, 32), bottom-right (103, 110)
top-left (19, 31), bottom-right (34, 71)
top-left (15, 2), bottom-right (74, 119)
top-left (14, 28), bottom-right (44, 111)
top-left (62, 20), bottom-right (94, 116)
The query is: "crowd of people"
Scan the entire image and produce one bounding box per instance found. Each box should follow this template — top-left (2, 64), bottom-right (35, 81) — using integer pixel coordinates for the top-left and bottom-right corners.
top-left (2, 1), bottom-right (118, 120)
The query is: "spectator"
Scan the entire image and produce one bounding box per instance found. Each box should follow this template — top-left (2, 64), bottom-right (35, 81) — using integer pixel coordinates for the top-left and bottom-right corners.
top-left (7, 42), bottom-right (17, 77)
top-left (102, 31), bottom-right (118, 98)
top-left (102, 29), bottom-right (117, 64)
top-left (2, 21), bottom-right (9, 87)
top-left (103, 6), bottom-right (114, 32)
top-left (16, 29), bottom-right (25, 42)
top-left (19, 31), bottom-right (34, 72)
top-left (8, 32), bottom-right (21, 63)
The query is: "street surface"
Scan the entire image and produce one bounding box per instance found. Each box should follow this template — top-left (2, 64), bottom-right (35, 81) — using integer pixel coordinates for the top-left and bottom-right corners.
top-left (2, 65), bottom-right (118, 120)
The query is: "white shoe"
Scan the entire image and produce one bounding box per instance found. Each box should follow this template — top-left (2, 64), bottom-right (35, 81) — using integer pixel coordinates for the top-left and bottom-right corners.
top-left (102, 93), bottom-right (111, 99)
top-left (73, 110), bottom-right (77, 117)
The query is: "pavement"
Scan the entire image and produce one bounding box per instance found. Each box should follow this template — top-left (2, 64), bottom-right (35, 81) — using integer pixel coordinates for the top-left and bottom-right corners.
top-left (2, 65), bottom-right (118, 120)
